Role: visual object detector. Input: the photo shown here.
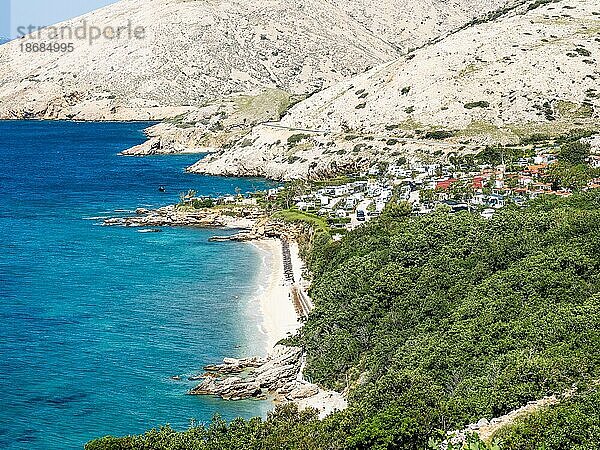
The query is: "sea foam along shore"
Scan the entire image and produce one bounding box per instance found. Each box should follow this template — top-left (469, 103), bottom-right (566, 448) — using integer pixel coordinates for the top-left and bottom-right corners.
top-left (249, 238), bottom-right (303, 352)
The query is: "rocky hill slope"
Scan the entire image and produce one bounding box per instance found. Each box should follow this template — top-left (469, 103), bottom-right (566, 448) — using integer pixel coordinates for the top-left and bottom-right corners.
top-left (0, 0), bottom-right (509, 121)
top-left (119, 88), bottom-right (301, 155)
top-left (191, 0), bottom-right (600, 179)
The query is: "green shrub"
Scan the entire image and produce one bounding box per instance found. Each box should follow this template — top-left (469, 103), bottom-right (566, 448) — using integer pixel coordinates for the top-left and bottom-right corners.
top-left (425, 130), bottom-right (455, 140)
top-left (191, 198), bottom-right (215, 209)
top-left (464, 101), bottom-right (490, 109)
top-left (287, 134), bottom-right (309, 147)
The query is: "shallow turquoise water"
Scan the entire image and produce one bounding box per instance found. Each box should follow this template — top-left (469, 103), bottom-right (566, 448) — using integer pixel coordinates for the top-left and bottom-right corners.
top-left (0, 121), bottom-right (277, 449)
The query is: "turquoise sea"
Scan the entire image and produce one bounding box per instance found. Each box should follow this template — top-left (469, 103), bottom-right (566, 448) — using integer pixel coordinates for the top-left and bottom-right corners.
top-left (0, 121), bottom-right (276, 449)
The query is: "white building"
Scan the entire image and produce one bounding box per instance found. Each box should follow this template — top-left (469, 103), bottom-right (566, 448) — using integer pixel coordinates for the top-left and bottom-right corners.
top-left (296, 201), bottom-right (316, 211)
top-left (388, 165), bottom-right (412, 178)
top-left (344, 197), bottom-right (358, 210)
top-left (481, 208), bottom-right (496, 219)
top-left (368, 166), bottom-right (381, 176)
top-left (316, 194), bottom-right (330, 206)
top-left (489, 194), bottom-right (505, 209)
top-left (324, 186), bottom-right (350, 197)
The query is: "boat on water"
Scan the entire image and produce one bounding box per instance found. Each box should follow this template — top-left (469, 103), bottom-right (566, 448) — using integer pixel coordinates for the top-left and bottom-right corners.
top-left (137, 228), bottom-right (162, 233)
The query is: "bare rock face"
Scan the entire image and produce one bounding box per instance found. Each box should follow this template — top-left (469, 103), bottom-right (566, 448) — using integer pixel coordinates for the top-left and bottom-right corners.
top-left (0, 0), bottom-right (397, 121)
top-left (120, 89), bottom-right (298, 155)
top-left (0, 0), bottom-right (511, 121)
top-left (204, 356), bottom-right (267, 374)
top-left (188, 345), bottom-right (303, 400)
top-left (189, 0), bottom-right (600, 180)
top-left (287, 384), bottom-right (320, 400)
top-left (275, 0), bottom-right (600, 138)
top-left (190, 376), bottom-right (263, 401)
top-left (187, 345), bottom-right (347, 418)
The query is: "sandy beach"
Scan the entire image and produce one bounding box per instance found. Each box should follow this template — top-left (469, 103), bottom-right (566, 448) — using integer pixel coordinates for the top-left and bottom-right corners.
top-left (247, 238), bottom-right (347, 417)
top-left (250, 238), bottom-right (303, 351)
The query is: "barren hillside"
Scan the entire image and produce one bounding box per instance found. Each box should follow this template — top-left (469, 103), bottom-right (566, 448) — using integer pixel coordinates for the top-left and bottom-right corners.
top-left (0, 0), bottom-right (509, 121)
top-left (191, 0), bottom-right (600, 179)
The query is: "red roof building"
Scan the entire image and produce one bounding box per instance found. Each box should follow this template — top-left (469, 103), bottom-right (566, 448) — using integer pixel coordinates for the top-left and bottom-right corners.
top-left (436, 178), bottom-right (458, 190)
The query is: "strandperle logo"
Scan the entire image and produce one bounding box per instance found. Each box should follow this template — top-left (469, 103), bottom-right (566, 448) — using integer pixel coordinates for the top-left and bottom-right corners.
top-left (4, 0), bottom-right (146, 53)
top-left (19, 20), bottom-right (146, 44)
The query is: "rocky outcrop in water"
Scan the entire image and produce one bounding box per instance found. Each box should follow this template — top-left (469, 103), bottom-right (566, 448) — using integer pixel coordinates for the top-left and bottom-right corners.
top-left (189, 346), bottom-right (302, 400)
top-left (102, 205), bottom-right (263, 229)
top-left (188, 345), bottom-right (345, 417)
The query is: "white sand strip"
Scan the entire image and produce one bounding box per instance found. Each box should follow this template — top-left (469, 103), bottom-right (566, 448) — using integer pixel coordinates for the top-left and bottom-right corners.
top-left (248, 238), bottom-right (347, 417)
top-left (250, 238), bottom-right (302, 351)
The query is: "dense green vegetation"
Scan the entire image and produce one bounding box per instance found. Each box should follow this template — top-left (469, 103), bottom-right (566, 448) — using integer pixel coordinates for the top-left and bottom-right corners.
top-left (549, 141), bottom-right (598, 190)
top-left (87, 191), bottom-right (600, 449)
top-left (494, 387), bottom-right (600, 449)
top-left (271, 209), bottom-right (329, 233)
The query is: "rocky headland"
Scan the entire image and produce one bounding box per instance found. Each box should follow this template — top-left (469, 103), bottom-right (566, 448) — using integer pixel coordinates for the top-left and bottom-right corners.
top-left (102, 205), bottom-right (264, 230)
top-left (188, 345), bottom-right (347, 419)
top-left (120, 89), bottom-right (301, 156)
top-left (103, 204), bottom-right (310, 241)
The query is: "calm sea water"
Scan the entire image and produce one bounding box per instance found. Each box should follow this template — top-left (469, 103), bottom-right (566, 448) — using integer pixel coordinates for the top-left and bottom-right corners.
top-left (0, 121), bottom-right (277, 449)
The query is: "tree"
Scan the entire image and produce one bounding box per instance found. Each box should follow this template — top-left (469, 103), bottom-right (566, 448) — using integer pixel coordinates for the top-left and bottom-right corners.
top-left (420, 189), bottom-right (435, 206)
top-left (558, 140), bottom-right (591, 165)
top-left (281, 180), bottom-right (310, 209)
top-left (382, 201), bottom-right (413, 221)
top-left (450, 180), bottom-right (474, 201)
top-left (546, 163), bottom-right (597, 191)
top-left (506, 177), bottom-right (518, 189)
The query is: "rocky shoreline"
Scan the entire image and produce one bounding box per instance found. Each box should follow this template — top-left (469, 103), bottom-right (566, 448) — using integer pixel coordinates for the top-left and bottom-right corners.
top-left (102, 205), bottom-right (263, 230)
top-left (103, 204), bottom-right (308, 241)
top-left (103, 203), bottom-right (346, 417)
top-left (188, 345), bottom-right (346, 418)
